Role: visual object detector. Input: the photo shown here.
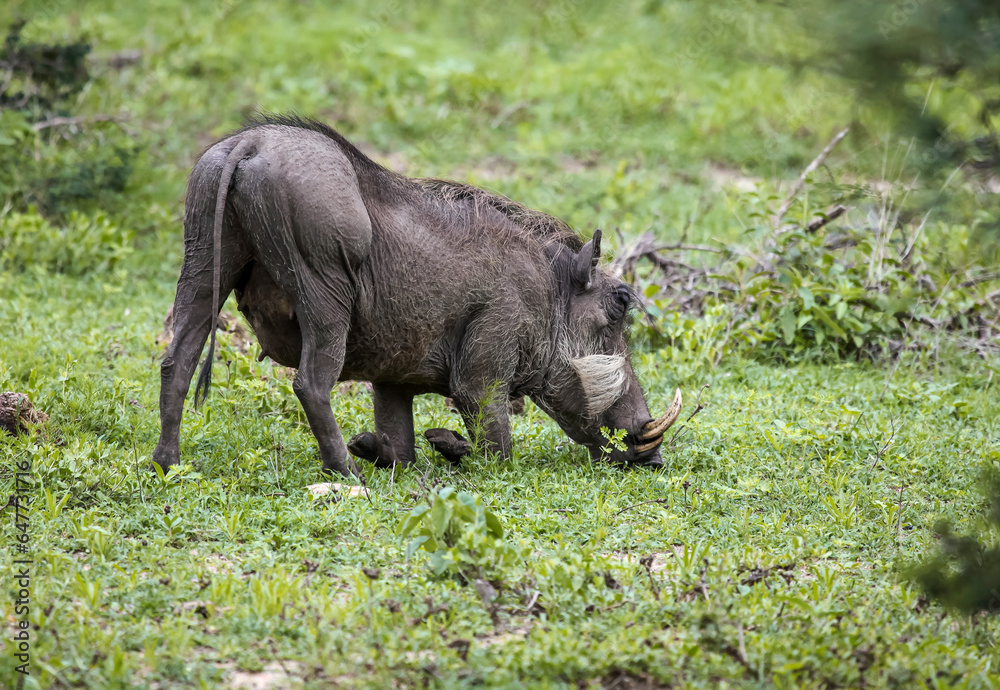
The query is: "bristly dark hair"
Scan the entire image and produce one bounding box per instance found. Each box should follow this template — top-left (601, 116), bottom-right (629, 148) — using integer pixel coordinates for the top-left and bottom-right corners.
top-left (235, 112), bottom-right (583, 250)
top-left (413, 178), bottom-right (583, 250)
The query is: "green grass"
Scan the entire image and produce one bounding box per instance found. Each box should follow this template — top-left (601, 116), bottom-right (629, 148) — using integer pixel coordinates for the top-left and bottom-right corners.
top-left (2, 272), bottom-right (998, 687)
top-left (2, 1), bottom-right (1000, 688)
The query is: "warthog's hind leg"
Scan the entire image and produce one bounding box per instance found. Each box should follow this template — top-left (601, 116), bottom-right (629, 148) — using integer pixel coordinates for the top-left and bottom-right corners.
top-left (153, 146), bottom-right (250, 473)
top-left (293, 314), bottom-right (359, 478)
top-left (153, 262), bottom-right (245, 472)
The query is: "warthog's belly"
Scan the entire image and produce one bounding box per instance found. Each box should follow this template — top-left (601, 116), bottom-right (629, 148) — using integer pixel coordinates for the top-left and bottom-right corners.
top-left (234, 262), bottom-right (302, 368)
top-left (235, 261), bottom-right (450, 393)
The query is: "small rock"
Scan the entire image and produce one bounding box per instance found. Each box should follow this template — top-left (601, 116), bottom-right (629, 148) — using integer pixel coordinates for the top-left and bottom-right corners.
top-left (307, 482), bottom-right (369, 498)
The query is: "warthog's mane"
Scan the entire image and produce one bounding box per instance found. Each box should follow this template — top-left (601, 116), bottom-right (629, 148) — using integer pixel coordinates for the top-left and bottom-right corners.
top-left (412, 178), bottom-right (583, 251)
top-left (235, 113), bottom-right (584, 252)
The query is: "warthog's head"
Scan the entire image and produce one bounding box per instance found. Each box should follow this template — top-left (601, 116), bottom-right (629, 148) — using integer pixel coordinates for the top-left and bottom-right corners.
top-left (533, 230), bottom-right (680, 467)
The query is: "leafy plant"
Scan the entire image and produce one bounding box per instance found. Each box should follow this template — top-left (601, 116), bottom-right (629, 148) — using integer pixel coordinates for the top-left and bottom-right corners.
top-left (599, 426), bottom-right (627, 458)
top-left (631, 183), bottom-right (1000, 361)
top-left (398, 486), bottom-right (524, 580)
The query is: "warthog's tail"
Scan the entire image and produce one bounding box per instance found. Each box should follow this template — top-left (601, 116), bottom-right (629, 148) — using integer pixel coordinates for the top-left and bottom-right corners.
top-left (194, 137), bottom-right (254, 408)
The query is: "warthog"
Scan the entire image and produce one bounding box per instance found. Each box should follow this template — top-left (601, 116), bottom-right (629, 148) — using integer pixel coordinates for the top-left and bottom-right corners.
top-left (152, 115), bottom-right (681, 477)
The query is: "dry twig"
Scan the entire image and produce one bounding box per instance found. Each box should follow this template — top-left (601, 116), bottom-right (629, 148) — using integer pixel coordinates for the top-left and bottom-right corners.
top-left (774, 128), bottom-right (850, 226)
top-left (31, 113), bottom-right (128, 131)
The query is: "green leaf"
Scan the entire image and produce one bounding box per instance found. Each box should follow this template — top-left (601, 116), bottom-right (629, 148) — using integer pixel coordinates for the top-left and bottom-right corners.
top-left (430, 551), bottom-right (449, 575)
top-left (453, 503), bottom-right (476, 523)
top-left (812, 306), bottom-right (847, 339)
top-left (397, 504), bottom-right (429, 536)
top-left (430, 496), bottom-right (453, 539)
top-left (405, 535), bottom-right (429, 559)
top-left (484, 510), bottom-right (504, 539)
top-left (798, 285), bottom-right (815, 310)
top-left (780, 306), bottom-right (797, 345)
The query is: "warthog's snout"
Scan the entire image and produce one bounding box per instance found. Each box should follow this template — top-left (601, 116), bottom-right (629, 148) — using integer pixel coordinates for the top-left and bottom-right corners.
top-left (586, 388), bottom-right (681, 467)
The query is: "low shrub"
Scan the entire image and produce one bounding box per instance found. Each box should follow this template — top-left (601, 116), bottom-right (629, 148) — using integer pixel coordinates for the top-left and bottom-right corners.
top-left (398, 486), bottom-right (525, 581)
top-left (630, 185), bottom-right (1000, 362)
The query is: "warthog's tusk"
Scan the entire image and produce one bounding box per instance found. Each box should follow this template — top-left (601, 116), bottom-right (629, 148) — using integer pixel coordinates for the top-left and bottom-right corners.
top-left (640, 388), bottom-right (682, 440)
top-left (634, 436), bottom-right (663, 453)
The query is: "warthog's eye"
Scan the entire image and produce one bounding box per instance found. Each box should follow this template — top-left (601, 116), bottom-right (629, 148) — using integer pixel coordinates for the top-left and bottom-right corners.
top-left (606, 285), bottom-right (633, 323)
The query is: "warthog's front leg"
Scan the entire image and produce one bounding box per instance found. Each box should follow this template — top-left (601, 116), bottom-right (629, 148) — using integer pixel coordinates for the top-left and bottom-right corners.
top-left (347, 383), bottom-right (415, 468)
top-left (454, 396), bottom-right (512, 460)
top-left (293, 314), bottom-right (359, 478)
top-left (449, 310), bottom-right (516, 460)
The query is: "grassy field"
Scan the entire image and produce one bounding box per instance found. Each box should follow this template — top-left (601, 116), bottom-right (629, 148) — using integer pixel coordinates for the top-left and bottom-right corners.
top-left (2, 1), bottom-right (1000, 688)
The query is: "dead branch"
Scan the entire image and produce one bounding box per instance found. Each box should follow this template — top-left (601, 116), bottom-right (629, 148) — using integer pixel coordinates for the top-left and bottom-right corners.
top-left (959, 271), bottom-right (1000, 289)
top-left (774, 128), bottom-right (850, 226)
top-left (806, 204), bottom-right (848, 233)
top-left (655, 242), bottom-right (725, 254)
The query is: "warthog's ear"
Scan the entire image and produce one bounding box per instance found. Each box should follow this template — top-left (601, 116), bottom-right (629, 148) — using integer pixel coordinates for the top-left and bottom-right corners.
top-left (573, 229), bottom-right (602, 289)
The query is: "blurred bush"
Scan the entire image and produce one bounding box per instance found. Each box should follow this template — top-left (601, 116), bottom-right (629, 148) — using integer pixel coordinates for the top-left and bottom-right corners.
top-left (0, 210), bottom-right (133, 275)
top-left (0, 20), bottom-right (139, 219)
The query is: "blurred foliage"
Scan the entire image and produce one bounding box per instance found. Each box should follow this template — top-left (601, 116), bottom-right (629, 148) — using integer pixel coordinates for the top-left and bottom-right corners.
top-left (0, 19), bottom-right (139, 219)
top-left (912, 469), bottom-right (1000, 615)
top-left (0, 209), bottom-right (132, 275)
top-left (785, 0), bottom-right (1000, 245)
top-left (790, 0), bottom-right (1000, 166)
top-left (0, 18), bottom-right (90, 114)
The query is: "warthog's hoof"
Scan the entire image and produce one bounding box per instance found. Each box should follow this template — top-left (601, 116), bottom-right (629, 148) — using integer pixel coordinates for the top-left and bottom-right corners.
top-left (150, 444), bottom-right (180, 474)
top-left (347, 431), bottom-right (397, 469)
top-left (424, 428), bottom-right (472, 464)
